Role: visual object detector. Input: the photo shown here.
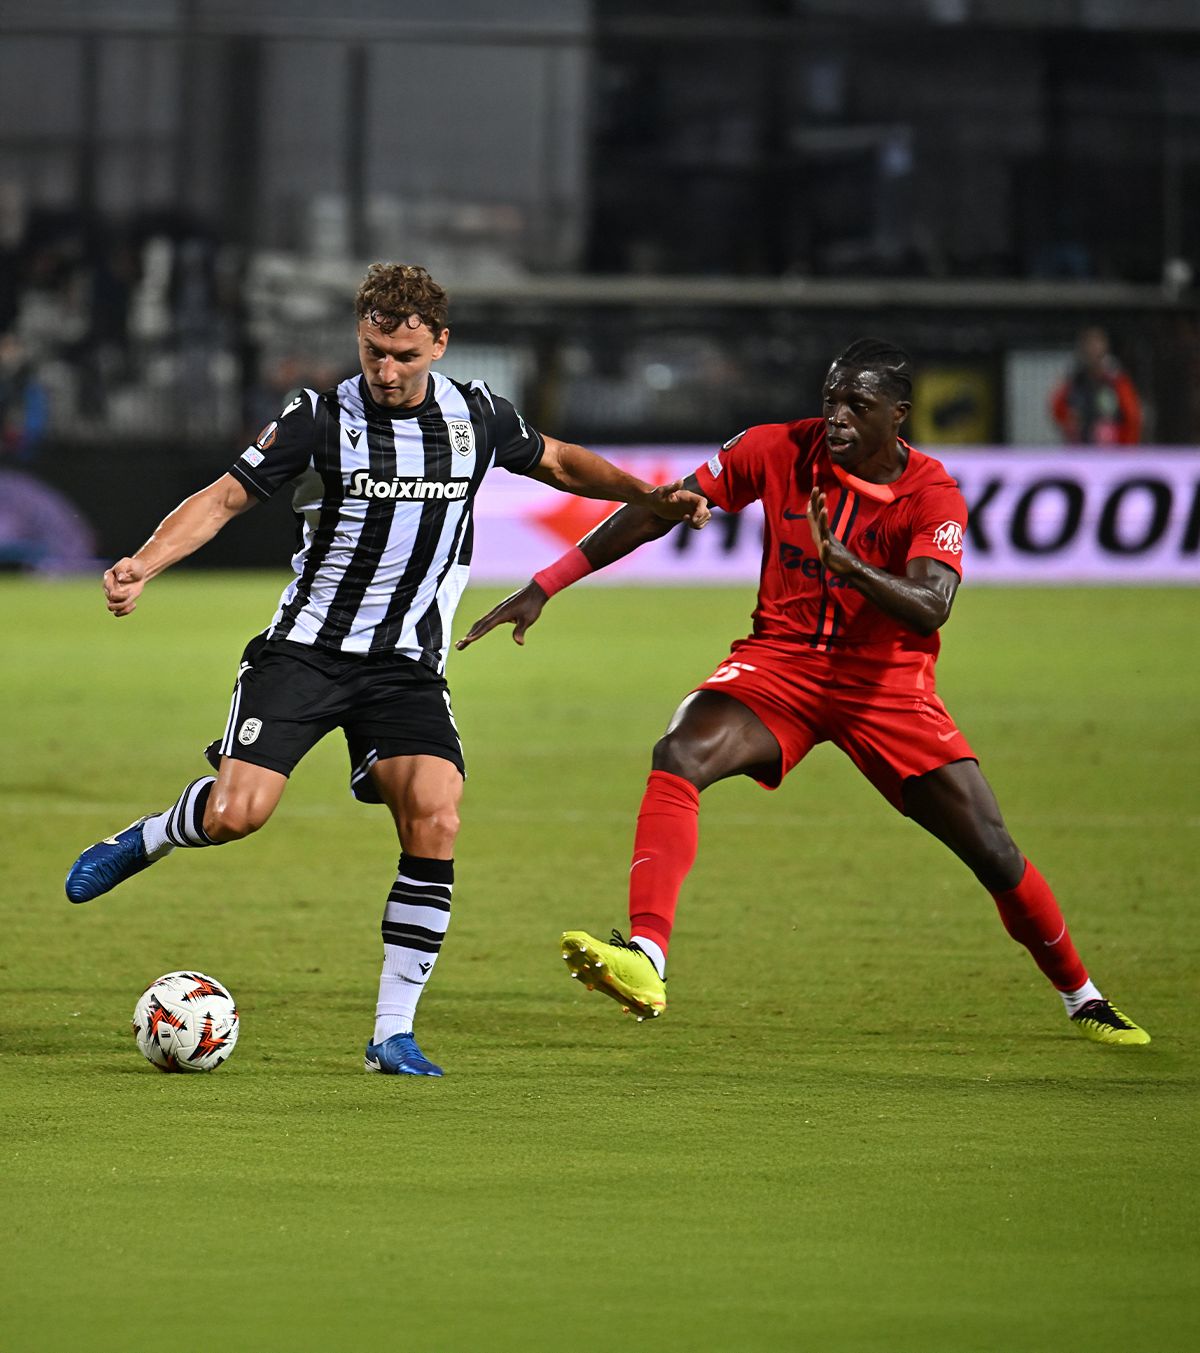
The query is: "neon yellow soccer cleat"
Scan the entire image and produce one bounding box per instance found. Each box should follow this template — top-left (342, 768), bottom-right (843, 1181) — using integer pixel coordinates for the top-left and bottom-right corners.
top-left (561, 929), bottom-right (667, 1022)
top-left (1070, 999), bottom-right (1151, 1046)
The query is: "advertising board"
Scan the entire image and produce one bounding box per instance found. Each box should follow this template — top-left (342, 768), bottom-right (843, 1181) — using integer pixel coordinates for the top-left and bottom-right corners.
top-left (468, 448), bottom-right (1200, 585)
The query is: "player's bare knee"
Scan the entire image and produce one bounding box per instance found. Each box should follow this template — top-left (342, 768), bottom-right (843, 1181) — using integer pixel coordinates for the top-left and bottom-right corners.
top-left (972, 830), bottom-right (1024, 892)
top-left (401, 802), bottom-right (460, 856)
top-left (651, 731), bottom-right (708, 785)
top-left (203, 797), bottom-right (269, 842)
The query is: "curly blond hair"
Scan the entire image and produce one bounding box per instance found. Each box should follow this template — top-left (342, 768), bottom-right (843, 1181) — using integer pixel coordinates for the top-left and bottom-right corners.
top-left (355, 263), bottom-right (449, 337)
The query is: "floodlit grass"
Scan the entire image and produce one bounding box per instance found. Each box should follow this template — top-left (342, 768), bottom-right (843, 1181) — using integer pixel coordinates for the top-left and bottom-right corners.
top-left (2, 574), bottom-right (1197, 1353)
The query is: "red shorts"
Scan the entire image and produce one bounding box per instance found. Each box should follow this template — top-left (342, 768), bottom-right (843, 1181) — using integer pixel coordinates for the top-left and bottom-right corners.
top-left (696, 638), bottom-right (975, 812)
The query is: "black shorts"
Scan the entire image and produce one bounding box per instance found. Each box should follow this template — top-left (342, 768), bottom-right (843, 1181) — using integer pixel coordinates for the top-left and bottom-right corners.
top-left (205, 634), bottom-right (465, 804)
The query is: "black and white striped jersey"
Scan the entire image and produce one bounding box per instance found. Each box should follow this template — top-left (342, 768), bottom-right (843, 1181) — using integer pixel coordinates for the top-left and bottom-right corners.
top-left (228, 371), bottom-right (544, 672)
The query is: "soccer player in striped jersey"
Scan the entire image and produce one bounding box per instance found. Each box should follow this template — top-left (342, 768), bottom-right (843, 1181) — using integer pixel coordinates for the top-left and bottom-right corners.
top-left (64, 263), bottom-right (709, 1076)
top-left (458, 339), bottom-right (1150, 1048)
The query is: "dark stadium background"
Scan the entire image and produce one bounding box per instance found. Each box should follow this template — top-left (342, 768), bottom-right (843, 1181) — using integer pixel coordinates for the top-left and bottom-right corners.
top-left (3, 7), bottom-right (1198, 1353)
top-left (2, 0), bottom-right (1199, 568)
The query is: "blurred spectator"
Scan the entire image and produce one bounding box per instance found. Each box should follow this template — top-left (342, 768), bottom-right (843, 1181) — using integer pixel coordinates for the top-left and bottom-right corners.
top-left (0, 182), bottom-right (25, 334)
top-left (15, 218), bottom-right (90, 362)
top-left (243, 352), bottom-right (311, 437)
top-left (242, 352), bottom-right (342, 442)
top-left (73, 227), bottom-right (140, 416)
top-left (0, 331), bottom-right (49, 463)
top-left (1050, 326), bottom-right (1143, 445)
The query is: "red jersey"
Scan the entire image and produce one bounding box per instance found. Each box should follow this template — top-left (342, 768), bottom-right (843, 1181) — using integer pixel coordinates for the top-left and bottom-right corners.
top-left (693, 418), bottom-right (968, 668)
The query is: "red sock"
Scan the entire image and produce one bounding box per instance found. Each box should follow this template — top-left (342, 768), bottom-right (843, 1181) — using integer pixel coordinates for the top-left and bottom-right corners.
top-left (990, 857), bottom-right (1088, 992)
top-left (627, 770), bottom-right (701, 957)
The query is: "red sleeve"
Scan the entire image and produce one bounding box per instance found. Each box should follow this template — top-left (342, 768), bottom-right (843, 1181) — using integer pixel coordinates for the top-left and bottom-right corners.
top-left (1049, 381), bottom-right (1072, 435)
top-left (906, 483), bottom-right (969, 578)
top-left (693, 426), bottom-right (771, 513)
top-left (1113, 372), bottom-right (1143, 444)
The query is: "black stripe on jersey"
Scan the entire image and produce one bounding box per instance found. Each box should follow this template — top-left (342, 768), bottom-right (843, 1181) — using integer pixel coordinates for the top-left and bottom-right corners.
top-left (316, 401), bottom-right (400, 648)
top-left (451, 390), bottom-right (495, 569)
top-left (808, 487), bottom-right (848, 649)
top-left (381, 922), bottom-right (444, 953)
top-left (840, 492), bottom-right (860, 543)
top-left (820, 492), bottom-right (859, 649)
top-left (272, 395), bottom-right (346, 642)
top-left (367, 399), bottom-right (459, 657)
top-left (412, 395), bottom-right (497, 662)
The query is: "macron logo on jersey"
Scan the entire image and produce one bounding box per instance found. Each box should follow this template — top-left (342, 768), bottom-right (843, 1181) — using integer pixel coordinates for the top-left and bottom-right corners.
top-left (349, 471), bottom-right (469, 502)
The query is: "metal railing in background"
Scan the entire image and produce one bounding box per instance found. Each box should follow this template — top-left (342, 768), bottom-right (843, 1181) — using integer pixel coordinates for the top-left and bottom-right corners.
top-left (35, 258), bottom-right (1191, 448)
top-left (2, 2), bottom-right (1199, 449)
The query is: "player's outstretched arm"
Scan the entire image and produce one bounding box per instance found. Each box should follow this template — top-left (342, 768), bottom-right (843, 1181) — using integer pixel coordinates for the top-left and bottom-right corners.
top-left (457, 473), bottom-right (711, 649)
top-left (456, 581), bottom-right (549, 648)
top-left (527, 436), bottom-right (710, 526)
top-left (806, 485), bottom-right (959, 634)
top-left (103, 473), bottom-right (257, 617)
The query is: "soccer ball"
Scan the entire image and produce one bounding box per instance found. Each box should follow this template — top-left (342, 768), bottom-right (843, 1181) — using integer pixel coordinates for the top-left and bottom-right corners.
top-left (131, 971), bottom-right (239, 1073)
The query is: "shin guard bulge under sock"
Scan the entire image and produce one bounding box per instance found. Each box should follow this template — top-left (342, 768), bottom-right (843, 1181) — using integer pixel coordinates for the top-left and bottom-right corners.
top-left (627, 770), bottom-right (701, 961)
top-left (990, 857), bottom-right (1088, 992)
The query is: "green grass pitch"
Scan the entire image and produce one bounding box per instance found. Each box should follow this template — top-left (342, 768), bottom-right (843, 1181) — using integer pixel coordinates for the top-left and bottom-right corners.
top-left (1, 574), bottom-right (1197, 1352)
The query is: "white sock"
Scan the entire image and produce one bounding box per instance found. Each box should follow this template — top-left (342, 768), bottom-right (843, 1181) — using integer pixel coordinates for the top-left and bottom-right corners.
top-left (141, 776), bottom-right (217, 859)
top-left (373, 978), bottom-right (419, 1042)
top-left (373, 855), bottom-right (453, 1044)
top-left (140, 819), bottom-right (177, 863)
top-left (630, 934), bottom-right (666, 980)
top-left (1060, 978), bottom-right (1103, 1016)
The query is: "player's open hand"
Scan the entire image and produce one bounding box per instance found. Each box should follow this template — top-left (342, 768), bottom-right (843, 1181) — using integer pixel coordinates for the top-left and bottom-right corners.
top-left (103, 557), bottom-right (147, 617)
top-left (456, 581), bottom-right (548, 650)
top-left (645, 481), bottom-right (711, 528)
top-left (806, 486), bottom-right (856, 576)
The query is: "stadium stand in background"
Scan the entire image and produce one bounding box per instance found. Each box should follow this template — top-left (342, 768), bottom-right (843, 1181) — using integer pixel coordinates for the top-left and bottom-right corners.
top-left (1, 0), bottom-right (1199, 572)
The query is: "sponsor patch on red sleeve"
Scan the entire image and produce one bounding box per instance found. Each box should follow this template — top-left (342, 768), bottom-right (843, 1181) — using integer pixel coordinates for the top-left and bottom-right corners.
top-left (932, 520), bottom-right (964, 554)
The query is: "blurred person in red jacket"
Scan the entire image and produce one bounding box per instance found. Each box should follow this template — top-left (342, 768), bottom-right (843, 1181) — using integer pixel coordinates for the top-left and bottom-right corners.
top-left (1050, 326), bottom-right (1143, 445)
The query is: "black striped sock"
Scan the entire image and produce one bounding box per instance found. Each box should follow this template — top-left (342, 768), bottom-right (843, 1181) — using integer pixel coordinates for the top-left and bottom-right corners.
top-left (374, 854), bottom-right (453, 1039)
top-left (381, 854), bottom-right (453, 975)
top-left (142, 777), bottom-right (217, 856)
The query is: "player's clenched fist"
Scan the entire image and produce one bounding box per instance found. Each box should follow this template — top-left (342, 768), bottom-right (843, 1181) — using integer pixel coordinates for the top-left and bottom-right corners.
top-left (103, 557), bottom-right (147, 616)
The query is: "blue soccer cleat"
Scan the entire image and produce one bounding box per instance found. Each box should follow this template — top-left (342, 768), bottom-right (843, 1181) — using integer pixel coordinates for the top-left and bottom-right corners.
top-left (65, 816), bottom-right (155, 903)
top-left (364, 1032), bottom-right (443, 1077)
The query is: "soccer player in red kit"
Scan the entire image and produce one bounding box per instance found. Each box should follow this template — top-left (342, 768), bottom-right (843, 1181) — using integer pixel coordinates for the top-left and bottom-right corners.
top-left (458, 339), bottom-right (1150, 1047)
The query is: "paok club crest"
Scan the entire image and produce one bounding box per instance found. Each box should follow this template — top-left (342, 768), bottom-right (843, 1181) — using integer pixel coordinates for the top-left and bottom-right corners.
top-left (446, 419), bottom-right (475, 456)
